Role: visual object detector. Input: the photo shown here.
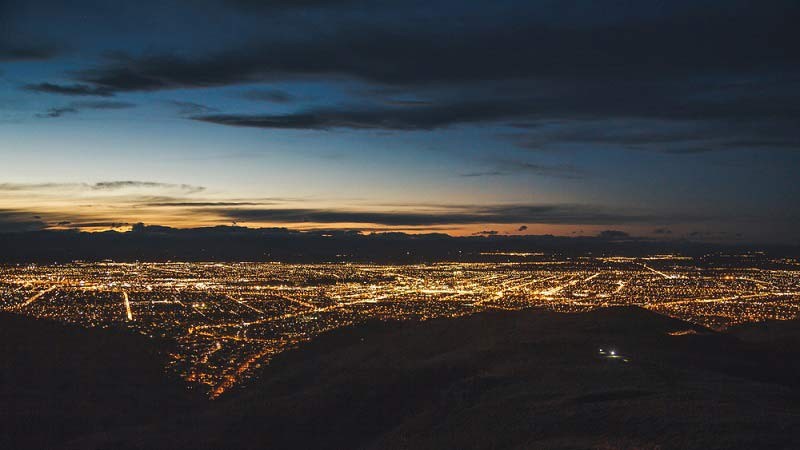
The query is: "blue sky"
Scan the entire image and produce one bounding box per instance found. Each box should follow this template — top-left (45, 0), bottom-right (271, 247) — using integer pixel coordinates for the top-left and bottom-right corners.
top-left (1, 0), bottom-right (798, 242)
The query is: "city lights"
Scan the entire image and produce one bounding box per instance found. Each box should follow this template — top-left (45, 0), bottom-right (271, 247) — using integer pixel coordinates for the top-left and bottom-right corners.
top-left (1, 254), bottom-right (798, 397)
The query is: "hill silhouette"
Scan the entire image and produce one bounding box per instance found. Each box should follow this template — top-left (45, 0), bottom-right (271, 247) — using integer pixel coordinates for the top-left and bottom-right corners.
top-left (0, 312), bottom-right (197, 449)
top-left (2, 227), bottom-right (798, 263)
top-left (4, 308), bottom-right (800, 449)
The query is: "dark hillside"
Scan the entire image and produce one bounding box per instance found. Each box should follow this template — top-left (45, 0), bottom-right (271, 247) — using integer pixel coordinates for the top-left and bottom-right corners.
top-left (0, 313), bottom-right (196, 449)
top-left (81, 307), bottom-right (800, 449)
top-left (4, 308), bottom-right (800, 449)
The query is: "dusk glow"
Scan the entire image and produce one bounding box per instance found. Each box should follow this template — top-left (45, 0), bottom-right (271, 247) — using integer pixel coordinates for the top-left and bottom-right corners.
top-left (2, 0), bottom-right (798, 242)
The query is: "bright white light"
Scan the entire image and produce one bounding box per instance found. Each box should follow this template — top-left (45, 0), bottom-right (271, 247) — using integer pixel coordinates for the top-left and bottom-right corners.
top-left (610, 350), bottom-right (616, 356)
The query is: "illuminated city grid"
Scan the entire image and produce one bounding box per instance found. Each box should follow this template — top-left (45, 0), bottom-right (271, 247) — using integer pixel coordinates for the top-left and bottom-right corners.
top-left (1, 255), bottom-right (799, 398)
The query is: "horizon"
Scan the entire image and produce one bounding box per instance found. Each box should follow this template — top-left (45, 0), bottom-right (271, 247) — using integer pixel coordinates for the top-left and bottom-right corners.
top-left (1, 219), bottom-right (788, 243)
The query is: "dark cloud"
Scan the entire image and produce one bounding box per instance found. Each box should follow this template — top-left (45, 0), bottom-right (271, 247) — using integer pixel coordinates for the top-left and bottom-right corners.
top-left (91, 181), bottom-right (205, 193)
top-left (0, 43), bottom-right (59, 61)
top-left (208, 204), bottom-right (714, 227)
top-left (74, 101), bottom-right (135, 110)
top-left (518, 225), bottom-right (528, 232)
top-left (24, 83), bottom-right (114, 97)
top-left (653, 228), bottom-right (672, 235)
top-left (168, 100), bottom-right (219, 115)
top-left (0, 0), bottom-right (60, 62)
top-left (510, 117), bottom-right (800, 154)
top-left (597, 230), bottom-right (631, 240)
top-left (499, 161), bottom-right (584, 179)
top-left (687, 230), bottom-right (745, 241)
top-left (0, 181), bottom-right (204, 193)
top-left (459, 171), bottom-right (508, 178)
top-left (35, 101), bottom-right (135, 119)
top-left (0, 210), bottom-right (46, 232)
top-left (460, 160), bottom-right (584, 179)
top-left (192, 99), bottom-right (540, 131)
top-left (0, 182), bottom-right (72, 191)
top-left (65, 221), bottom-right (130, 228)
top-left (143, 201), bottom-right (267, 207)
top-left (241, 89), bottom-right (295, 103)
top-left (189, 85), bottom-right (800, 153)
top-left (45, 2), bottom-right (798, 91)
top-left (21, 1), bottom-right (800, 153)
top-left (380, 99), bottom-right (433, 107)
top-left (223, 0), bottom-right (361, 11)
top-left (36, 106), bottom-right (78, 118)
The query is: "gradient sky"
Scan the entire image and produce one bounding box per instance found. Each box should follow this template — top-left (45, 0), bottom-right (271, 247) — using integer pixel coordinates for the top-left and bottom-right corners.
top-left (1, 0), bottom-right (798, 242)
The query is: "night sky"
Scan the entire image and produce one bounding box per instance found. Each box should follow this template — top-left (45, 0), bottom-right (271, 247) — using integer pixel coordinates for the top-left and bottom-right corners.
top-left (1, 0), bottom-right (798, 243)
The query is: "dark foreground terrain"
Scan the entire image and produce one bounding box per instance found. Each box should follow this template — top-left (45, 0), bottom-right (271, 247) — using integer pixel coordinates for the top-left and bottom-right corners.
top-left (3, 308), bottom-right (800, 450)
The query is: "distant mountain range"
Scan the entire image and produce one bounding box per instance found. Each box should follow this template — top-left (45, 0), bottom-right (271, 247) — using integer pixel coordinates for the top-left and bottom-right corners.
top-left (2, 225), bottom-right (798, 263)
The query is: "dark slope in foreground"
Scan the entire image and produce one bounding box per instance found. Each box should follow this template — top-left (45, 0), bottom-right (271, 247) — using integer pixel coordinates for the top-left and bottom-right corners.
top-left (5, 309), bottom-right (800, 449)
top-left (729, 318), bottom-right (800, 346)
top-left (148, 308), bottom-right (800, 450)
top-left (0, 313), bottom-right (197, 450)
